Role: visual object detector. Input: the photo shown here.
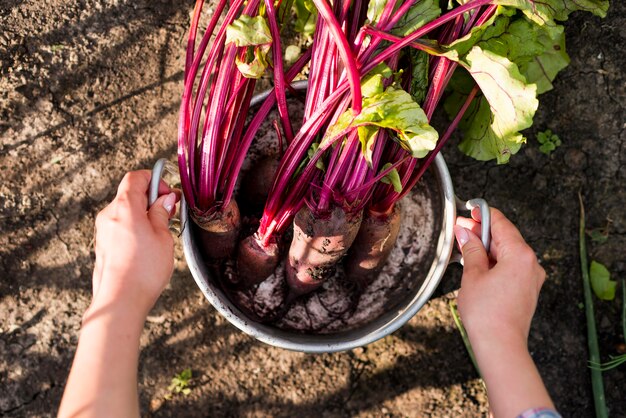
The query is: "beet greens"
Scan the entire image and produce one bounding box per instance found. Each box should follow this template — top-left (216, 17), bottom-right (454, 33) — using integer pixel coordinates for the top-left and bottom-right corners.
top-left (179, 0), bottom-right (609, 287)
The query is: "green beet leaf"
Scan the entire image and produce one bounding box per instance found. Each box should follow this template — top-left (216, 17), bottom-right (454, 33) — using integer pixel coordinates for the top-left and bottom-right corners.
top-left (495, 0), bottom-right (609, 36)
top-left (324, 87), bottom-right (438, 166)
top-left (360, 63), bottom-right (393, 98)
top-left (366, 0), bottom-right (387, 24)
top-left (293, 0), bottom-right (317, 37)
top-left (409, 49), bottom-right (429, 104)
top-left (446, 46), bottom-right (538, 163)
top-left (366, 0), bottom-right (440, 35)
top-left (226, 15), bottom-right (272, 47)
top-left (521, 24), bottom-right (570, 94)
top-left (235, 44), bottom-right (271, 79)
top-left (226, 15), bottom-right (273, 78)
top-left (444, 12), bottom-right (570, 95)
top-left (295, 142), bottom-right (325, 176)
top-left (392, 0), bottom-right (441, 37)
top-left (590, 260), bottom-right (616, 301)
top-left (285, 44), bottom-right (302, 65)
top-left (442, 7), bottom-right (515, 58)
top-left (380, 163), bottom-right (402, 193)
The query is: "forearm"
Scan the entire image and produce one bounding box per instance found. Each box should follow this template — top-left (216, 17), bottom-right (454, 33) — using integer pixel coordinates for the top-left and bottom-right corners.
top-left (58, 300), bottom-right (146, 418)
top-left (473, 335), bottom-right (554, 418)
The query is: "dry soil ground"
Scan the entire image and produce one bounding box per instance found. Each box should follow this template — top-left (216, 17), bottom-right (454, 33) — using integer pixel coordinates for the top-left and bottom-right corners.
top-left (1, 1), bottom-right (625, 417)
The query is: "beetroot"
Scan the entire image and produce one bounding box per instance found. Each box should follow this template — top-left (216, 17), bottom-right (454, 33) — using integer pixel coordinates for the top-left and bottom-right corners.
top-left (345, 204), bottom-right (402, 289)
top-left (286, 206), bottom-right (362, 296)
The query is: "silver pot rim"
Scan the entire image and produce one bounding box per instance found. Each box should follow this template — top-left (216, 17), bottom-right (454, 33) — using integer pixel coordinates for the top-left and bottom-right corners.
top-left (180, 160), bottom-right (456, 354)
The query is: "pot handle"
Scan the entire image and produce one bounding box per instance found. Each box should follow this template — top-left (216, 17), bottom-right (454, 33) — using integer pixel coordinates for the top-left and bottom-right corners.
top-left (450, 196), bottom-right (491, 265)
top-left (148, 158), bottom-right (182, 233)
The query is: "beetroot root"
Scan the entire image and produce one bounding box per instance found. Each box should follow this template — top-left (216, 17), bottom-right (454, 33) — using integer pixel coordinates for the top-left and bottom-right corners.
top-left (286, 205), bottom-right (363, 296)
top-left (344, 203), bottom-right (403, 289)
top-left (192, 200), bottom-right (241, 260)
top-left (237, 234), bottom-right (280, 287)
top-left (240, 157), bottom-right (280, 212)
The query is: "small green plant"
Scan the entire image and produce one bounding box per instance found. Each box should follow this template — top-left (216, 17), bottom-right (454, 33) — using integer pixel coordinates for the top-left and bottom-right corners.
top-left (588, 228), bottom-right (609, 244)
top-left (590, 261), bottom-right (617, 301)
top-left (590, 281), bottom-right (626, 371)
top-left (579, 193), bottom-right (609, 418)
top-left (587, 218), bottom-right (612, 244)
top-left (537, 129), bottom-right (562, 155)
top-left (166, 368), bottom-right (192, 399)
top-left (449, 301), bottom-right (484, 387)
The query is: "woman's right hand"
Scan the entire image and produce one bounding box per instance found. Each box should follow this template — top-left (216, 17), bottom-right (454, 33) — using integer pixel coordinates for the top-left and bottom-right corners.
top-left (455, 207), bottom-right (546, 349)
top-left (454, 208), bottom-right (555, 418)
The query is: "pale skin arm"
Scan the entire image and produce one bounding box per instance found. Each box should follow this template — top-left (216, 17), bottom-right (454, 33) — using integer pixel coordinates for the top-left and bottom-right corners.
top-left (455, 208), bottom-right (555, 418)
top-left (58, 171), bottom-right (179, 418)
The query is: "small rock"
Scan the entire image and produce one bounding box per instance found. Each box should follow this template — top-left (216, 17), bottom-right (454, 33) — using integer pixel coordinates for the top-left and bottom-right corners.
top-left (600, 315), bottom-right (611, 329)
top-left (150, 397), bottom-right (164, 412)
top-left (532, 174), bottom-right (547, 191)
top-left (564, 149), bottom-right (587, 170)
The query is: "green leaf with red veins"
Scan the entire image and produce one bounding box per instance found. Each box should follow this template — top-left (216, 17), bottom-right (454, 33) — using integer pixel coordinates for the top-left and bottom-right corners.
top-left (366, 0), bottom-right (440, 35)
top-left (235, 44), bottom-right (272, 79)
top-left (444, 12), bottom-right (570, 95)
top-left (447, 47), bottom-right (538, 163)
top-left (380, 163), bottom-right (403, 193)
top-left (360, 63), bottom-right (393, 98)
top-left (443, 7), bottom-right (513, 57)
top-left (324, 87), bottom-right (438, 166)
top-left (226, 15), bottom-right (273, 78)
top-left (409, 49), bottom-right (429, 104)
top-left (521, 24), bottom-right (570, 94)
top-left (226, 15), bottom-right (272, 46)
top-left (495, 0), bottom-right (608, 36)
top-left (391, 0), bottom-right (441, 36)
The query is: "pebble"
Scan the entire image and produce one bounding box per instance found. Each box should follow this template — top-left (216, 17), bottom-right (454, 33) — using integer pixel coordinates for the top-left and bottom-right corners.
top-left (564, 149), bottom-right (587, 170)
top-left (600, 315), bottom-right (611, 329)
top-left (532, 173), bottom-right (547, 191)
top-left (150, 397), bottom-right (164, 412)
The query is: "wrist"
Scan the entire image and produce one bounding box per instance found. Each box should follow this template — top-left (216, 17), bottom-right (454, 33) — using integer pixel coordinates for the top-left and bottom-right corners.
top-left (91, 271), bottom-right (160, 318)
top-left (467, 325), bottom-right (528, 359)
top-left (84, 291), bottom-right (151, 333)
top-left (470, 333), bottom-right (555, 417)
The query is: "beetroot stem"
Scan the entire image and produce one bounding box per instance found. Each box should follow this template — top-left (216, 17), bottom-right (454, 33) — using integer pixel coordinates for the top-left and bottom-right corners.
top-left (311, 0), bottom-right (362, 114)
top-left (265, 0), bottom-right (294, 143)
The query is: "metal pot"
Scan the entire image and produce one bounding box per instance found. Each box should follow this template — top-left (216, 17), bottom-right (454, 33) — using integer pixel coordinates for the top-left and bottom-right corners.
top-left (149, 85), bottom-right (490, 353)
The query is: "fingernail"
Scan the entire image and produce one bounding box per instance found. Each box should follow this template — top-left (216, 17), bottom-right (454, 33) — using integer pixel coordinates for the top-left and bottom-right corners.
top-left (471, 206), bottom-right (482, 221)
top-left (454, 226), bottom-right (469, 247)
top-left (162, 192), bottom-right (176, 214)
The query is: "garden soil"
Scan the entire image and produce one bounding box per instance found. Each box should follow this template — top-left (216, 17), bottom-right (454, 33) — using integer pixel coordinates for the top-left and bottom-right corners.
top-left (1, 1), bottom-right (624, 416)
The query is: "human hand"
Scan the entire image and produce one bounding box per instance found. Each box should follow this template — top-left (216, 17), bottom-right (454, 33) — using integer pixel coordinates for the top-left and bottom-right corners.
top-left (454, 210), bottom-right (555, 416)
top-left (454, 207), bottom-right (546, 351)
top-left (89, 170), bottom-right (180, 318)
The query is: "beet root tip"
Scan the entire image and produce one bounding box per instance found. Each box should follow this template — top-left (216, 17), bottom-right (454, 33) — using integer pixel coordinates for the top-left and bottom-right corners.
top-left (237, 234), bottom-right (280, 287)
top-left (345, 203), bottom-right (403, 289)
